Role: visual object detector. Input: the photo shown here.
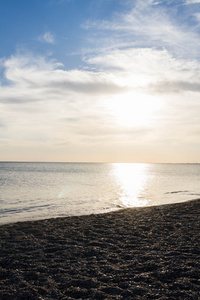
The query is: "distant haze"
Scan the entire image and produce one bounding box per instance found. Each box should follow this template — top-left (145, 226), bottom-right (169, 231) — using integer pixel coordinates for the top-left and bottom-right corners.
top-left (0, 0), bottom-right (200, 163)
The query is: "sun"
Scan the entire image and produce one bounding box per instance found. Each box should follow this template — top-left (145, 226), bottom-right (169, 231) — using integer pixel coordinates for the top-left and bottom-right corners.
top-left (106, 91), bottom-right (160, 127)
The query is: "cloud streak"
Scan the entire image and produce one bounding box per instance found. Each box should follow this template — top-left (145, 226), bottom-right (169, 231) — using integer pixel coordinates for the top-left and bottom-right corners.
top-left (184, 0), bottom-right (200, 4)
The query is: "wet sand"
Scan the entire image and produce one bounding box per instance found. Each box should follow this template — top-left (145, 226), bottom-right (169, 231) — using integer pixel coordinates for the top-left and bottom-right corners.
top-left (0, 199), bottom-right (199, 299)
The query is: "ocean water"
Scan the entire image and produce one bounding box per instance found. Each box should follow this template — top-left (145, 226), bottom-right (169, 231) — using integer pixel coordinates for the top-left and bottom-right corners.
top-left (0, 162), bottom-right (200, 224)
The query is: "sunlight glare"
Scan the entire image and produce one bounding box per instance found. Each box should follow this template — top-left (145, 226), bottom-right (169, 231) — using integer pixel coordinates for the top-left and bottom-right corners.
top-left (112, 163), bottom-right (149, 207)
top-left (107, 92), bottom-right (160, 127)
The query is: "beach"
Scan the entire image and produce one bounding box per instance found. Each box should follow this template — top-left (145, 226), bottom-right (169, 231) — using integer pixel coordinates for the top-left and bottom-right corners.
top-left (0, 199), bottom-right (199, 299)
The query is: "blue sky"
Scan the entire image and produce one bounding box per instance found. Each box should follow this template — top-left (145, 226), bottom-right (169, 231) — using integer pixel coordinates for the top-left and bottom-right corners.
top-left (0, 0), bottom-right (200, 162)
top-left (0, 0), bottom-right (124, 68)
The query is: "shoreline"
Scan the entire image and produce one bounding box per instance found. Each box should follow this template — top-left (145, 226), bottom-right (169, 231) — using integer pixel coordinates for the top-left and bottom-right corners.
top-left (1, 198), bottom-right (198, 227)
top-left (0, 199), bottom-right (200, 299)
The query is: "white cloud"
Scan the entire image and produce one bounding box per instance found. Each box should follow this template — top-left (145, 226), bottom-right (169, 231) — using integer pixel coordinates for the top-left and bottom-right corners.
top-left (86, 48), bottom-right (200, 93)
top-left (194, 12), bottom-right (200, 22)
top-left (184, 0), bottom-right (200, 4)
top-left (82, 0), bottom-right (200, 59)
top-left (1, 49), bottom-right (200, 146)
top-left (38, 32), bottom-right (55, 44)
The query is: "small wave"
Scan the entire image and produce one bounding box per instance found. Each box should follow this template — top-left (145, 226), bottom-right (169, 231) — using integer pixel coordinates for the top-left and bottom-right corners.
top-left (165, 190), bottom-right (190, 194)
top-left (115, 204), bottom-right (125, 208)
top-left (0, 204), bottom-right (52, 215)
top-left (188, 193), bottom-right (200, 196)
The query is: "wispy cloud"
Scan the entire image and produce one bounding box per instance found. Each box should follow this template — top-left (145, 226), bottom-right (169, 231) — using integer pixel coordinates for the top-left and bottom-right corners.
top-left (194, 12), bottom-right (200, 22)
top-left (184, 0), bottom-right (200, 4)
top-left (82, 0), bottom-right (200, 59)
top-left (38, 32), bottom-right (55, 44)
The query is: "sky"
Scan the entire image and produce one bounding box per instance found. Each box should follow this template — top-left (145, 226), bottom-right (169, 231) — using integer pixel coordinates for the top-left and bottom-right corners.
top-left (0, 0), bottom-right (200, 163)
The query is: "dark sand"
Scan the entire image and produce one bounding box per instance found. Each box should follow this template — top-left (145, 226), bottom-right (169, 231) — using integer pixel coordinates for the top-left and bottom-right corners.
top-left (0, 200), bottom-right (200, 299)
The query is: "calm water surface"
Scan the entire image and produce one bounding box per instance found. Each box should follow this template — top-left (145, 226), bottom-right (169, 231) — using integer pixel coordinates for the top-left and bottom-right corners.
top-left (0, 162), bottom-right (200, 224)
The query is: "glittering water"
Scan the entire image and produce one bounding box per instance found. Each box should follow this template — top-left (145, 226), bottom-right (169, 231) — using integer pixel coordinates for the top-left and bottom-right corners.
top-left (0, 162), bottom-right (200, 224)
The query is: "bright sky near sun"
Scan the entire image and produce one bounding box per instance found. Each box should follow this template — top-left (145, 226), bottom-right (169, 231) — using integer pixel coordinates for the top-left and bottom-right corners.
top-left (0, 0), bottom-right (200, 163)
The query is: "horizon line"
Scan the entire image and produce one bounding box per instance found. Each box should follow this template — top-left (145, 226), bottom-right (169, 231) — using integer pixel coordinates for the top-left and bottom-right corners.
top-left (0, 161), bottom-right (199, 164)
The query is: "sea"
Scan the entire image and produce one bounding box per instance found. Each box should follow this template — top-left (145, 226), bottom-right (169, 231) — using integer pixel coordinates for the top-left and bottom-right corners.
top-left (0, 162), bottom-right (200, 224)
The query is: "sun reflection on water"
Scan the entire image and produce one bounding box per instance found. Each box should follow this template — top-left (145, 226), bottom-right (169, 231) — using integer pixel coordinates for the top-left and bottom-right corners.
top-left (112, 163), bottom-right (149, 207)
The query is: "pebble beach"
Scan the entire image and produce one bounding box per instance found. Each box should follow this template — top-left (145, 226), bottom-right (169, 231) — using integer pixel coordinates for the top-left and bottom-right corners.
top-left (0, 199), bottom-right (199, 299)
